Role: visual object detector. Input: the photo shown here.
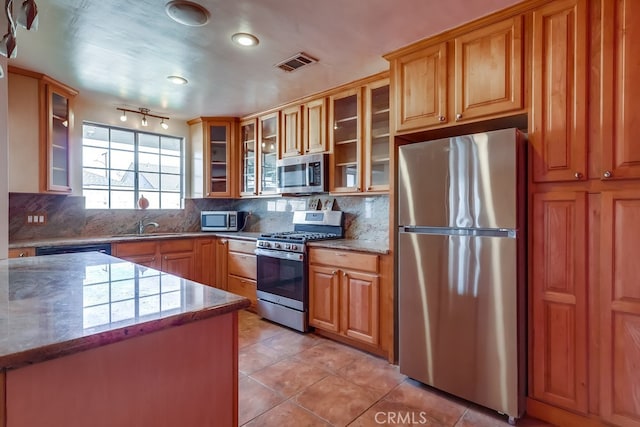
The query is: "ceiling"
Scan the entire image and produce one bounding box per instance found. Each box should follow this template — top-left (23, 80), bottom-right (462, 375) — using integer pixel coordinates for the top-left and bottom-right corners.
top-left (7, 0), bottom-right (522, 121)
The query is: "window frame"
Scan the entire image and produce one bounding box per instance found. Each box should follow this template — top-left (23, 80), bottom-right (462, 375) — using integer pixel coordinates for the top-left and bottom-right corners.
top-left (81, 122), bottom-right (185, 210)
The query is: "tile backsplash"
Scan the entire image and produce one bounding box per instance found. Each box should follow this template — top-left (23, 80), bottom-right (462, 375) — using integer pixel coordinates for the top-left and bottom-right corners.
top-left (8, 193), bottom-right (389, 243)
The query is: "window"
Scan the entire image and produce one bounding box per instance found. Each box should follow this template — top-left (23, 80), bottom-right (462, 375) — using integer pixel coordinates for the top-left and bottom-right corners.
top-left (82, 123), bottom-right (184, 209)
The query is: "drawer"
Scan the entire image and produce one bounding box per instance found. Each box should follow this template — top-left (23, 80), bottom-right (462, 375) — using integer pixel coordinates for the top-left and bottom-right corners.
top-left (8, 247), bottom-right (35, 258)
top-left (113, 241), bottom-right (157, 257)
top-left (309, 248), bottom-right (378, 273)
top-left (158, 238), bottom-right (194, 253)
top-left (227, 275), bottom-right (257, 308)
top-left (228, 239), bottom-right (256, 254)
top-left (228, 252), bottom-right (257, 280)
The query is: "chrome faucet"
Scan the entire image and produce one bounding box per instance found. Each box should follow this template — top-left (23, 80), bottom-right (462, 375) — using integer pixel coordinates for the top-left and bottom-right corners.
top-left (138, 219), bottom-right (159, 234)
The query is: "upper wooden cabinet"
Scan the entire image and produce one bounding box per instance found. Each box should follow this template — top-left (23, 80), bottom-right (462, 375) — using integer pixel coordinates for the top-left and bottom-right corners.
top-left (386, 15), bottom-right (524, 134)
top-left (330, 88), bottom-right (362, 193)
top-left (188, 117), bottom-right (237, 198)
top-left (281, 104), bottom-right (303, 158)
top-left (600, 0), bottom-right (640, 181)
top-left (8, 67), bottom-right (78, 194)
top-left (364, 79), bottom-right (390, 192)
top-left (530, 0), bottom-right (588, 183)
top-left (280, 99), bottom-right (328, 158)
top-left (239, 118), bottom-right (257, 196)
top-left (258, 112), bottom-right (279, 196)
top-left (453, 16), bottom-right (524, 123)
top-left (391, 42), bottom-right (448, 132)
top-left (304, 98), bottom-right (328, 154)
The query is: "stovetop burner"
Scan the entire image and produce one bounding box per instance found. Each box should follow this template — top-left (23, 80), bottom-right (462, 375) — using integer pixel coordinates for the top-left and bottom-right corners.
top-left (256, 210), bottom-right (344, 253)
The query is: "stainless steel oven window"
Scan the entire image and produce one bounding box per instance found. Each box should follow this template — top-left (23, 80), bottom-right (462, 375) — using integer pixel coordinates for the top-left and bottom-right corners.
top-left (256, 253), bottom-right (305, 304)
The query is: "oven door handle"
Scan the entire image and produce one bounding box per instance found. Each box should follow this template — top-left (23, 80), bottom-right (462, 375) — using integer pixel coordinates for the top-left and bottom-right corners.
top-left (255, 248), bottom-right (304, 262)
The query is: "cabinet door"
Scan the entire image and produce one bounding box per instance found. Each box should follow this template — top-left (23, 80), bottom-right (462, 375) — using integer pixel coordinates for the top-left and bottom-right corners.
top-left (113, 241), bottom-right (160, 269)
top-left (308, 264), bottom-right (340, 333)
top-left (205, 120), bottom-right (235, 197)
top-left (161, 251), bottom-right (195, 280)
top-left (531, 0), bottom-right (587, 183)
top-left (258, 112), bottom-right (279, 195)
top-left (304, 98), bottom-right (327, 154)
top-left (531, 191), bottom-right (588, 413)
top-left (341, 269), bottom-right (379, 346)
top-left (42, 83), bottom-right (74, 194)
top-left (215, 239), bottom-right (228, 290)
top-left (281, 105), bottom-right (303, 157)
top-left (392, 42), bottom-right (448, 132)
top-left (8, 247), bottom-right (35, 258)
top-left (600, 190), bottom-right (640, 425)
top-left (454, 16), bottom-right (523, 122)
top-left (364, 79), bottom-right (390, 192)
top-left (194, 238), bottom-right (215, 286)
top-left (240, 119), bottom-right (257, 196)
top-left (227, 275), bottom-right (257, 310)
top-left (601, 0), bottom-right (640, 180)
top-left (330, 88), bottom-right (361, 193)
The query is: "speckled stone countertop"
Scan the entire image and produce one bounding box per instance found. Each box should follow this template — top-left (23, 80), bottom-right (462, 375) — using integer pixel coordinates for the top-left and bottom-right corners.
top-left (0, 252), bottom-right (250, 370)
top-left (9, 231), bottom-right (389, 254)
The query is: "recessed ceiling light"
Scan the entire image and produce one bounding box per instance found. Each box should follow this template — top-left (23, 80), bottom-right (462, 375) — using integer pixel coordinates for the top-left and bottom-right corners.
top-left (165, 1), bottom-right (210, 27)
top-left (167, 75), bottom-right (188, 85)
top-left (232, 33), bottom-right (259, 47)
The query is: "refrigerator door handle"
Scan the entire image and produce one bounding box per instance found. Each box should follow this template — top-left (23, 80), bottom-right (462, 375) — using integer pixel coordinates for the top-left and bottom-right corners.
top-left (400, 226), bottom-right (517, 238)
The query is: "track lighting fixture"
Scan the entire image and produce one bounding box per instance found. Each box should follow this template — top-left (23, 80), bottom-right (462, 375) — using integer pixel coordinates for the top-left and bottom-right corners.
top-left (1, 0), bottom-right (39, 59)
top-left (116, 107), bottom-right (170, 130)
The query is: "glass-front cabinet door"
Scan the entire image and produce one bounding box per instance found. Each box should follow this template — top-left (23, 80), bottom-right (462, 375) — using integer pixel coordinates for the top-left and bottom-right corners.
top-left (330, 88), bottom-right (361, 192)
top-left (364, 80), bottom-right (390, 192)
top-left (43, 83), bottom-right (77, 193)
top-left (240, 119), bottom-right (257, 196)
top-left (207, 121), bottom-right (232, 196)
top-left (258, 112), bottom-right (279, 196)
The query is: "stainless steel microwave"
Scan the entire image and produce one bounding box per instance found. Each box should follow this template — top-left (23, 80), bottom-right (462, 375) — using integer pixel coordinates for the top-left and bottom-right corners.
top-left (201, 211), bottom-right (247, 232)
top-left (276, 153), bottom-right (327, 194)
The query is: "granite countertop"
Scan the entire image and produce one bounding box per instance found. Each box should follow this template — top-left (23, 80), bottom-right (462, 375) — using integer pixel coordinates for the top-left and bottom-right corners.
top-left (9, 231), bottom-right (389, 254)
top-left (0, 252), bottom-right (250, 370)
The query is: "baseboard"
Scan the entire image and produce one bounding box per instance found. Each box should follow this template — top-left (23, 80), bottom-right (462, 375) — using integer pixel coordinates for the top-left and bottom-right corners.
top-left (526, 398), bottom-right (602, 427)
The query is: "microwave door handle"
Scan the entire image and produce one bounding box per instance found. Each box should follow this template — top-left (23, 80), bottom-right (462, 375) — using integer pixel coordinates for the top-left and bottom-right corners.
top-left (307, 164), bottom-right (312, 186)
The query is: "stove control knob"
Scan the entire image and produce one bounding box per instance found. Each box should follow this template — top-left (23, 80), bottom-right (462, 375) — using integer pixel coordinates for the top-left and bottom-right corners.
top-left (284, 244), bottom-right (291, 250)
top-left (291, 244), bottom-right (298, 251)
top-left (260, 241), bottom-right (269, 248)
top-left (274, 243), bottom-right (281, 249)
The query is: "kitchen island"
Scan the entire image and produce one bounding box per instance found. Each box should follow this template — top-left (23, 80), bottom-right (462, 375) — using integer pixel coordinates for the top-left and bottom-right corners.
top-left (0, 252), bottom-right (250, 427)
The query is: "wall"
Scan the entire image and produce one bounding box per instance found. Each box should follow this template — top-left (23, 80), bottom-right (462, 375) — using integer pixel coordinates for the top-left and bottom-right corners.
top-left (8, 194), bottom-right (389, 243)
top-left (0, 56), bottom-right (8, 259)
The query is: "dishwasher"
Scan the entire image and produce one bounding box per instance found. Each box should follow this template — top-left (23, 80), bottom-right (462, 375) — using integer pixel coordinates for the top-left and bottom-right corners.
top-left (35, 243), bottom-right (112, 256)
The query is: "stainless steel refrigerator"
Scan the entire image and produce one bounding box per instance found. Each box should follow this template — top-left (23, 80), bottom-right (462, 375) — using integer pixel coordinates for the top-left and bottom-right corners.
top-left (397, 128), bottom-right (526, 423)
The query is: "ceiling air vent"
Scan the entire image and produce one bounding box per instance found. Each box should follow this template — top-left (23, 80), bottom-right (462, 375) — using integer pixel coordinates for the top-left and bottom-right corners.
top-left (276, 52), bottom-right (318, 72)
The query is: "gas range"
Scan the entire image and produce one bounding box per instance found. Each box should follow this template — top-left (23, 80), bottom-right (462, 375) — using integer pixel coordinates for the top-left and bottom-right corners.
top-left (256, 211), bottom-right (344, 253)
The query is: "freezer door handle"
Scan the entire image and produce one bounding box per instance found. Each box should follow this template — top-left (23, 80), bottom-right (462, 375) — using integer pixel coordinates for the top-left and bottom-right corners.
top-left (400, 226), bottom-right (516, 238)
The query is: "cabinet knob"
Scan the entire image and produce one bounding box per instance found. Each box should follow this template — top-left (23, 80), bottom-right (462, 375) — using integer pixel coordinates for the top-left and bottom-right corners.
top-left (19, 252), bottom-right (25, 257)
top-left (574, 172), bottom-right (583, 180)
top-left (331, 270), bottom-right (337, 275)
top-left (438, 116), bottom-right (446, 122)
top-left (603, 170), bottom-right (612, 178)
top-left (456, 113), bottom-right (463, 120)
top-left (343, 272), bottom-right (348, 278)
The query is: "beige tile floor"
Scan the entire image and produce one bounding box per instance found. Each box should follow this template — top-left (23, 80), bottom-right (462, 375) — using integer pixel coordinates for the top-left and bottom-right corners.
top-left (238, 310), bottom-right (554, 427)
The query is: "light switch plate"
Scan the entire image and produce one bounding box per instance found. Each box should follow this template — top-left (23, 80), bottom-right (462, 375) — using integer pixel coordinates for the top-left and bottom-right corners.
top-left (308, 198), bottom-right (319, 210)
top-left (322, 198), bottom-right (335, 211)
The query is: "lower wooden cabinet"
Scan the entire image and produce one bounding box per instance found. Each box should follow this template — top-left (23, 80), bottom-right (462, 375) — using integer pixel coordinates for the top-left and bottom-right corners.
top-left (530, 191), bottom-right (588, 413)
top-left (113, 238), bottom-right (196, 281)
top-left (308, 248), bottom-right (380, 347)
top-left (194, 238), bottom-right (216, 286)
top-left (226, 239), bottom-right (257, 311)
top-left (8, 247), bottom-right (36, 258)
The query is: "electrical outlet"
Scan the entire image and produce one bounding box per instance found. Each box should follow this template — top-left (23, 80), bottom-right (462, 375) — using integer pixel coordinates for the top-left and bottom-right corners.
top-left (26, 212), bottom-right (47, 225)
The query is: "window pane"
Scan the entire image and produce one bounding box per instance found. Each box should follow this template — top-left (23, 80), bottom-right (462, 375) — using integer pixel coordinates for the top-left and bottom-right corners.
top-left (110, 149), bottom-right (134, 171)
top-left (111, 170), bottom-right (135, 189)
top-left (83, 125), bottom-right (109, 147)
top-left (160, 192), bottom-right (181, 209)
top-left (139, 152), bottom-right (159, 172)
top-left (111, 129), bottom-right (135, 150)
top-left (161, 137), bottom-right (181, 155)
top-left (83, 146), bottom-right (109, 169)
top-left (142, 191), bottom-right (159, 209)
top-left (84, 189), bottom-right (109, 208)
top-left (139, 133), bottom-right (160, 153)
top-left (111, 191), bottom-right (135, 209)
top-left (83, 168), bottom-right (109, 189)
top-left (160, 173), bottom-right (181, 192)
top-left (160, 155), bottom-right (180, 173)
top-left (139, 172), bottom-right (159, 190)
